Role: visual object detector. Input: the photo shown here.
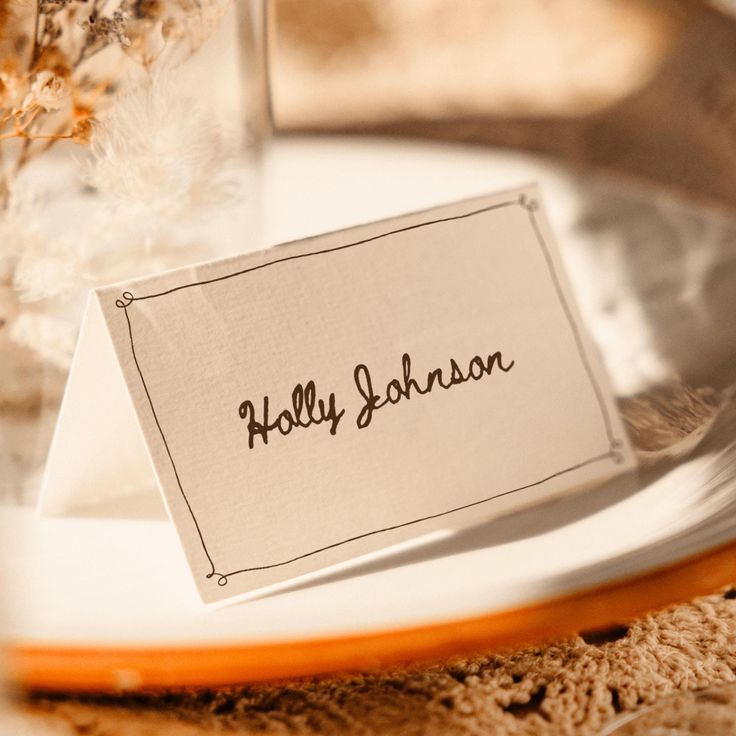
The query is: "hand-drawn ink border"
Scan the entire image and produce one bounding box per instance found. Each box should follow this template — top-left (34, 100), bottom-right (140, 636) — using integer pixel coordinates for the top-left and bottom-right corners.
top-left (116, 194), bottom-right (624, 588)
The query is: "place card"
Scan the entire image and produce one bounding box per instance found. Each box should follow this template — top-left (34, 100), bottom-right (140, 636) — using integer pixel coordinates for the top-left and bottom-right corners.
top-left (40, 186), bottom-right (634, 604)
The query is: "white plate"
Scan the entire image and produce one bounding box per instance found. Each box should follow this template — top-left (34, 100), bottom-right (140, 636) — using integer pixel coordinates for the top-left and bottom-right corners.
top-left (4, 137), bottom-right (735, 689)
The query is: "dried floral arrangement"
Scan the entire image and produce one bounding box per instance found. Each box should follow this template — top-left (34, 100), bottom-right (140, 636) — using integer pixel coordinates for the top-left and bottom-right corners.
top-left (0, 0), bottom-right (228, 204)
top-left (0, 0), bottom-right (236, 500)
top-left (0, 0), bottom-right (232, 357)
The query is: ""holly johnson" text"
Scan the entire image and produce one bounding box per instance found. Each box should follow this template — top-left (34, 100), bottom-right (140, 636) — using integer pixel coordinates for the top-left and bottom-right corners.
top-left (237, 350), bottom-right (515, 449)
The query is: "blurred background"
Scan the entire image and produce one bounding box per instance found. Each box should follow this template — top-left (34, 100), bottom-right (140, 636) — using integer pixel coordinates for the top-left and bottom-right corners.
top-left (271, 0), bottom-right (728, 207)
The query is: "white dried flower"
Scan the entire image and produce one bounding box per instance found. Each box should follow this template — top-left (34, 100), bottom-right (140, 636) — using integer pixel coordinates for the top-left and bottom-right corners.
top-left (0, 184), bottom-right (84, 368)
top-left (23, 70), bottom-right (68, 112)
top-left (87, 71), bottom-right (236, 217)
top-left (0, 188), bottom-right (47, 271)
top-left (13, 242), bottom-right (87, 303)
top-left (8, 311), bottom-right (77, 370)
top-left (0, 187), bottom-right (88, 303)
top-left (79, 6), bottom-right (131, 49)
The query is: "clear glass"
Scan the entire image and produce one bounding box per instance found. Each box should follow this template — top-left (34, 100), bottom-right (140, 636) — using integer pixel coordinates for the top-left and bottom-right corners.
top-left (0, 0), bottom-right (270, 507)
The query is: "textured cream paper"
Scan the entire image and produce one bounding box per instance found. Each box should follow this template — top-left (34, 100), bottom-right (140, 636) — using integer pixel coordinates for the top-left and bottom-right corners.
top-left (53, 187), bottom-right (634, 604)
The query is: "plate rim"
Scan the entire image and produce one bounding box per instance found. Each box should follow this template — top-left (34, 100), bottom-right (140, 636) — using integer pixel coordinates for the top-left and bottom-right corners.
top-left (9, 538), bottom-right (736, 692)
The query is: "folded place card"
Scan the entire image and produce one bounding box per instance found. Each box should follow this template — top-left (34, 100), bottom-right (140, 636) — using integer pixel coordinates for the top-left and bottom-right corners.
top-left (40, 186), bottom-right (635, 604)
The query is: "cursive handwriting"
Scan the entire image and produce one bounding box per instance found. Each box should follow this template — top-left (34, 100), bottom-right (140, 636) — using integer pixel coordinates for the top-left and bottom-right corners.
top-left (238, 349), bottom-right (514, 449)
top-left (238, 381), bottom-right (345, 449)
top-left (354, 351), bottom-right (514, 429)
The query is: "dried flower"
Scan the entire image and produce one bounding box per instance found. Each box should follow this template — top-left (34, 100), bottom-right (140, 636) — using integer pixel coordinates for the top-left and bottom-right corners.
top-left (0, 186), bottom-right (89, 370)
top-left (13, 243), bottom-right (87, 302)
top-left (23, 70), bottom-right (67, 112)
top-left (8, 311), bottom-right (77, 370)
top-left (70, 116), bottom-right (93, 143)
top-left (0, 187), bottom-right (44, 261)
top-left (0, 0), bottom-right (233, 377)
top-left (79, 6), bottom-right (131, 50)
top-left (0, 0), bottom-right (227, 210)
top-left (0, 187), bottom-right (89, 303)
top-left (87, 71), bottom-right (237, 217)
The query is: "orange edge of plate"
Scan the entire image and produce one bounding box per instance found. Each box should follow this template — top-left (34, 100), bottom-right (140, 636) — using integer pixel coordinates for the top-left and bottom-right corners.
top-left (7, 540), bottom-right (736, 692)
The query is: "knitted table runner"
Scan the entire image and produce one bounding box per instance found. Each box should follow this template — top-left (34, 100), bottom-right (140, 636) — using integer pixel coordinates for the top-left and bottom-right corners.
top-left (12, 586), bottom-right (736, 735)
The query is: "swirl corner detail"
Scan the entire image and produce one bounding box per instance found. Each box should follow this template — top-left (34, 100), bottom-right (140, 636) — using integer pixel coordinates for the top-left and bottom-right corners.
top-left (115, 291), bottom-right (135, 309)
top-left (518, 193), bottom-right (539, 212)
